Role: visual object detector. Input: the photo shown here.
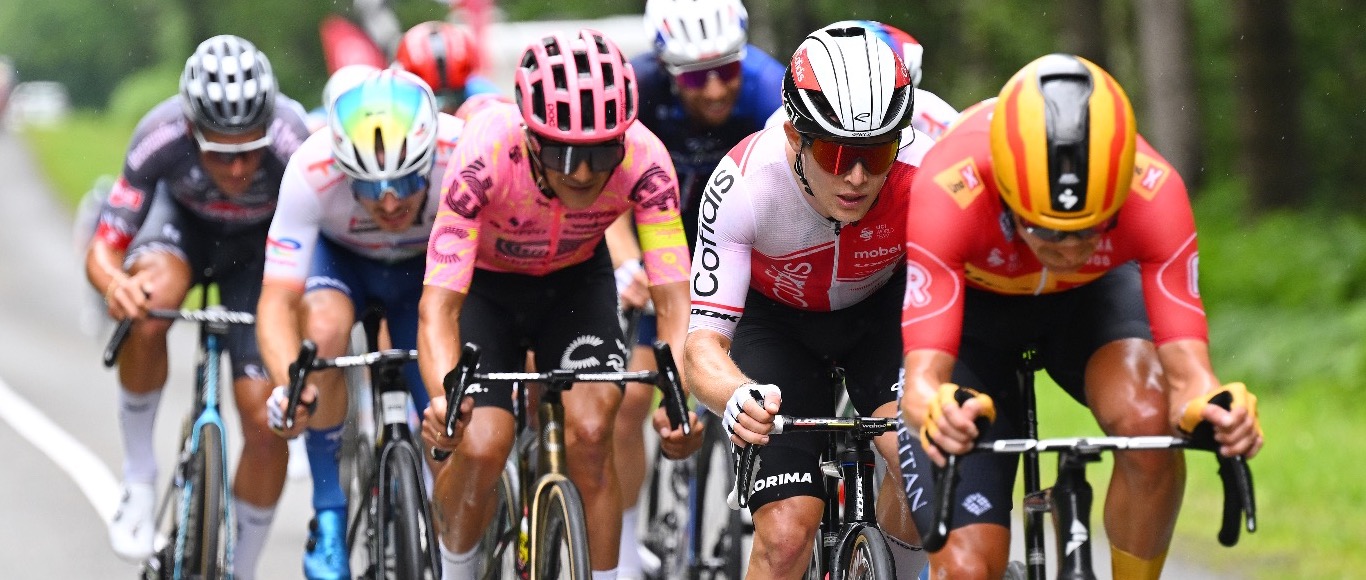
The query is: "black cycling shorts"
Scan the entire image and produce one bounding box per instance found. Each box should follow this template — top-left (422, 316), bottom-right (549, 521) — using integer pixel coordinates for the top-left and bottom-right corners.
top-left (900, 262), bottom-right (1152, 531)
top-left (125, 189), bottom-right (268, 381)
top-left (731, 268), bottom-right (905, 512)
top-left (458, 241), bottom-right (627, 413)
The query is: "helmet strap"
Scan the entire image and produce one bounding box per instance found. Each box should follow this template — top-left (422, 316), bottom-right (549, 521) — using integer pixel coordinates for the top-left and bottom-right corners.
top-left (793, 136), bottom-right (845, 235)
top-left (523, 129), bottom-right (558, 201)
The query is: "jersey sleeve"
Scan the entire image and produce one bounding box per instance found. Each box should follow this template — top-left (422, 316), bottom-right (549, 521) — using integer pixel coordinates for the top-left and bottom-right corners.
top-left (262, 158), bottom-right (324, 291)
top-left (94, 102), bottom-right (182, 250)
top-left (688, 155), bottom-right (755, 338)
top-left (628, 132), bottom-right (690, 286)
top-left (422, 114), bottom-right (492, 294)
top-left (1126, 142), bottom-right (1208, 345)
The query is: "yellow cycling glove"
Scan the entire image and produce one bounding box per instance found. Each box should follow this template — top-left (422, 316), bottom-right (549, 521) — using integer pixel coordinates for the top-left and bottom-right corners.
top-left (920, 383), bottom-right (997, 451)
top-left (1178, 382), bottom-right (1263, 438)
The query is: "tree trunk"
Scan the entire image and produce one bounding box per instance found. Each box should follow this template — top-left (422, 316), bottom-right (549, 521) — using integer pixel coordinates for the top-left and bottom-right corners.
top-left (1134, 0), bottom-right (1202, 189)
top-left (1061, 0), bottom-right (1108, 68)
top-left (1233, 0), bottom-right (1304, 211)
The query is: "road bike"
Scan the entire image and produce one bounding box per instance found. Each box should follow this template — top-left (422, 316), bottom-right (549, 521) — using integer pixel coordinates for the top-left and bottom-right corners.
top-left (921, 350), bottom-right (1258, 580)
top-left (104, 294), bottom-right (254, 580)
top-left (731, 368), bottom-right (903, 580)
top-left (284, 308), bottom-right (441, 579)
top-left (437, 341), bottom-right (689, 580)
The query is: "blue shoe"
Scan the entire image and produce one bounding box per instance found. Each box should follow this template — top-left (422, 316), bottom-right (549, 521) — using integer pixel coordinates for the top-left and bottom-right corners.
top-left (304, 508), bottom-right (350, 580)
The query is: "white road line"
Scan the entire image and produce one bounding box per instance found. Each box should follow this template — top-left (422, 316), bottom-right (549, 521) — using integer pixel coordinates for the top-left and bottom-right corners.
top-left (0, 374), bottom-right (119, 521)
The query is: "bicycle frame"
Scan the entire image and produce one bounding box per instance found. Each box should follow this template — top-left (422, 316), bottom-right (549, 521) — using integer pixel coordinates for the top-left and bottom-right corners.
top-left (922, 350), bottom-right (1257, 580)
top-left (104, 298), bottom-right (252, 580)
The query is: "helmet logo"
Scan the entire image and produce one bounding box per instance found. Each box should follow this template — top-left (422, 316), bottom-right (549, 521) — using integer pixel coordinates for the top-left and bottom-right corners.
top-left (1058, 188), bottom-right (1078, 209)
top-left (854, 112), bottom-right (870, 123)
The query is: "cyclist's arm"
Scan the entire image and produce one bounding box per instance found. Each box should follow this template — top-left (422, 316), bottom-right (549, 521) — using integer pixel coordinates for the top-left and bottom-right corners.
top-left (257, 161), bottom-right (325, 386)
top-left (648, 280), bottom-right (688, 371)
top-left (256, 284), bottom-right (304, 387)
top-left (683, 329), bottom-right (748, 415)
top-left (417, 286), bottom-right (467, 402)
top-left (86, 175), bottom-right (157, 319)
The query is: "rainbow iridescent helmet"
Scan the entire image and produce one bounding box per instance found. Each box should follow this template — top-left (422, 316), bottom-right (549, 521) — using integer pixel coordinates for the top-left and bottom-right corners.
top-left (328, 68), bottom-right (439, 181)
top-left (514, 29), bottom-right (637, 144)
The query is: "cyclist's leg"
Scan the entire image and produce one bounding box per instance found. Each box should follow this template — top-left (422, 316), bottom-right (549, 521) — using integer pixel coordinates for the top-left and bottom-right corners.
top-left (613, 314), bottom-right (656, 575)
top-left (219, 225), bottom-right (288, 579)
top-left (108, 193), bottom-right (193, 560)
top-left (534, 255), bottom-right (631, 571)
top-left (1040, 263), bottom-right (1181, 580)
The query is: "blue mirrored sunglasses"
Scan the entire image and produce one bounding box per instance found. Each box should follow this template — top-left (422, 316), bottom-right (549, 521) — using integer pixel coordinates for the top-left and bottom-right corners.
top-left (351, 172), bottom-right (430, 202)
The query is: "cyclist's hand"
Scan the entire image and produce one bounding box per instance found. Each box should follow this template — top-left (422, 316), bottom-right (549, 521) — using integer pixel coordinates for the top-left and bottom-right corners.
top-left (104, 273), bottom-right (152, 320)
top-left (653, 407), bottom-right (705, 460)
top-left (615, 259), bottom-right (650, 311)
top-left (266, 384), bottom-right (317, 439)
top-left (1177, 382), bottom-right (1264, 459)
top-left (422, 394), bottom-right (474, 460)
top-left (722, 383), bottom-right (781, 447)
top-left (919, 383), bottom-right (996, 467)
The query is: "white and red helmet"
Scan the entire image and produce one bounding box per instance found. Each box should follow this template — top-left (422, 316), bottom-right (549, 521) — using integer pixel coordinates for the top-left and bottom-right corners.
top-left (781, 22), bottom-right (914, 141)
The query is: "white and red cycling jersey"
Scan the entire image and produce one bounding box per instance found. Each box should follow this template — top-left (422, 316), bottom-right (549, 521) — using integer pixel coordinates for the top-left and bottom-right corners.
top-left (423, 103), bottom-right (690, 293)
top-left (688, 125), bottom-right (934, 339)
top-left (262, 114), bottom-right (463, 290)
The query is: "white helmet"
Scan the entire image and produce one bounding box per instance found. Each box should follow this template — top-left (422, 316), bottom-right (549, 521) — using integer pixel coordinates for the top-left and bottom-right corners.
top-left (782, 22), bottom-right (915, 141)
top-left (180, 35), bottom-right (277, 134)
top-left (327, 68), bottom-right (439, 181)
top-left (646, 0), bottom-right (749, 74)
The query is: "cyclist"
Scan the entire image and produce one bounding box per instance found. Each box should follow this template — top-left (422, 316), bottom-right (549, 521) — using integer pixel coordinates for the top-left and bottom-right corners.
top-left (257, 68), bottom-right (464, 580)
top-left (615, 0), bottom-right (783, 572)
top-left (85, 35), bottom-right (310, 577)
top-left (684, 22), bottom-right (931, 579)
top-left (764, 20), bottom-right (960, 143)
top-left (897, 54), bottom-right (1264, 579)
top-left (416, 29), bottom-right (694, 579)
top-left (394, 20), bottom-right (501, 115)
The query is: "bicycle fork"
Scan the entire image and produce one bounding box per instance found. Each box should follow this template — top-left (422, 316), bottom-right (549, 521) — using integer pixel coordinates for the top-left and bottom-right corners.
top-left (1022, 450), bottom-right (1100, 580)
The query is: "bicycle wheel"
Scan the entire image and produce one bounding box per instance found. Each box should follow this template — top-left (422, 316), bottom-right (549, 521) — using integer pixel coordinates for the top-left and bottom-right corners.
top-left (386, 445), bottom-right (432, 579)
top-left (531, 476), bottom-right (592, 580)
top-left (691, 416), bottom-right (744, 579)
top-left (181, 423), bottom-right (225, 580)
top-left (804, 533), bottom-right (826, 580)
top-left (834, 525), bottom-right (894, 580)
top-left (478, 463), bottom-right (520, 579)
top-left (640, 438), bottom-right (690, 579)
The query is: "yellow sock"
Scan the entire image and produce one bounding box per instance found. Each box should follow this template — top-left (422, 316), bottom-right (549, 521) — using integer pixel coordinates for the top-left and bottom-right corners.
top-left (1111, 545), bottom-right (1167, 580)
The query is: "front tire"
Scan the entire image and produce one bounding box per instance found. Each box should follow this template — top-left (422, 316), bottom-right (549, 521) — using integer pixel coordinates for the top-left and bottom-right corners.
top-left (531, 476), bottom-right (591, 580)
top-left (691, 415), bottom-right (744, 579)
top-left (386, 444), bottom-right (432, 579)
top-left (181, 423), bottom-right (225, 580)
top-left (834, 525), bottom-right (895, 580)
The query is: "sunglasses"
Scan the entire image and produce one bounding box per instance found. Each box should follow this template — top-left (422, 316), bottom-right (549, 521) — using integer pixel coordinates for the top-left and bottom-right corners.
top-left (351, 171), bottom-right (430, 202)
top-left (193, 125), bottom-right (272, 164)
top-left (531, 135), bottom-right (626, 174)
top-left (1016, 214), bottom-right (1119, 242)
top-left (803, 136), bottom-right (900, 175)
top-left (673, 60), bottom-right (743, 90)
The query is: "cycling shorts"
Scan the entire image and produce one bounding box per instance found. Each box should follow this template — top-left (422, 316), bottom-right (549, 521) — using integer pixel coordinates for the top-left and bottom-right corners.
top-left (633, 311), bottom-right (657, 348)
top-left (125, 189), bottom-right (267, 381)
top-left (458, 241), bottom-right (627, 414)
top-left (305, 237), bottom-right (429, 410)
top-left (731, 268), bottom-right (905, 512)
top-left (900, 261), bottom-right (1153, 531)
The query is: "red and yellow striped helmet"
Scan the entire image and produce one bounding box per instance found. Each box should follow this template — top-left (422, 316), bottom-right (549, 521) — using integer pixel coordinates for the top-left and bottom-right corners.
top-left (990, 54), bottom-right (1136, 231)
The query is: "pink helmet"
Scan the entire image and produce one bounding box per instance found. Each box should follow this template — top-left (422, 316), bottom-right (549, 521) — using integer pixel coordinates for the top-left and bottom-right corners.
top-left (514, 29), bottom-right (638, 144)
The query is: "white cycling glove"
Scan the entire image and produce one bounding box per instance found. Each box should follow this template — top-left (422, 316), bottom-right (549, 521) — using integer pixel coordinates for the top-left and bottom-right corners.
top-left (722, 383), bottom-right (782, 440)
top-left (614, 259), bottom-right (643, 296)
top-left (266, 386), bottom-right (291, 435)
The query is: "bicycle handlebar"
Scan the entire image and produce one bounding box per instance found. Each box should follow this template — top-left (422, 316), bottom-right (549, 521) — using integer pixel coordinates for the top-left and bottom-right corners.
top-left (432, 340), bottom-right (690, 461)
top-left (102, 308), bottom-right (256, 368)
top-left (920, 397), bottom-right (1257, 552)
top-left (733, 414), bottom-right (898, 509)
top-left (282, 342), bottom-right (420, 431)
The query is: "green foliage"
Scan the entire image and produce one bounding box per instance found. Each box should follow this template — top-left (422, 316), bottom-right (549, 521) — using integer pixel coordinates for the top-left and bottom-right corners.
top-left (20, 113), bottom-right (133, 207)
top-left (105, 65), bottom-right (182, 129)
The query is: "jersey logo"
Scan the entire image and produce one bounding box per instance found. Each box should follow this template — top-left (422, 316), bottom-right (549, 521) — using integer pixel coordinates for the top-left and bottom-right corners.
top-left (1131, 152), bottom-right (1171, 201)
top-left (904, 260), bottom-right (932, 308)
top-left (934, 158), bottom-right (986, 209)
top-left (560, 335), bottom-right (610, 371)
top-left (107, 182), bottom-right (144, 210)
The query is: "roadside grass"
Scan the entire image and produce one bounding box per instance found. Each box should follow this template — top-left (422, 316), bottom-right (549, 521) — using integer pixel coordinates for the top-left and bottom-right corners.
top-left (22, 115), bottom-right (1366, 578)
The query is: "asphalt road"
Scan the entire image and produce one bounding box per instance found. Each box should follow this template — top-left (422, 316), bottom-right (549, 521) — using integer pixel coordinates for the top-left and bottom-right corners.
top-left (0, 129), bottom-right (312, 579)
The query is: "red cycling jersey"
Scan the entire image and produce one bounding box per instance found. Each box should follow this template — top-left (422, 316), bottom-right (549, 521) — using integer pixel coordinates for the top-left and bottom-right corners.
top-left (901, 100), bottom-right (1206, 355)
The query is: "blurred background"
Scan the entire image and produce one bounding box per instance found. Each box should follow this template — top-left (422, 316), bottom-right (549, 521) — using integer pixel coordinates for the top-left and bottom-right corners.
top-left (0, 0), bottom-right (1362, 578)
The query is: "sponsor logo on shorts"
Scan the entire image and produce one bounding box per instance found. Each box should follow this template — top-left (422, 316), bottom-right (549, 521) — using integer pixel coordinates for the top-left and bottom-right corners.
top-left (750, 471), bottom-right (813, 493)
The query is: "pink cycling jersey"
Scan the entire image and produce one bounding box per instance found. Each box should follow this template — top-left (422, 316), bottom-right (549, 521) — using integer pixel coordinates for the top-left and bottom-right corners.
top-left (688, 125), bottom-right (934, 339)
top-left (423, 103), bottom-right (689, 293)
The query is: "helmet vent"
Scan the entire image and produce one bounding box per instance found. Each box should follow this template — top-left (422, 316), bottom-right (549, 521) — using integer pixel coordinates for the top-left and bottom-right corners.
top-left (373, 127), bottom-right (387, 168)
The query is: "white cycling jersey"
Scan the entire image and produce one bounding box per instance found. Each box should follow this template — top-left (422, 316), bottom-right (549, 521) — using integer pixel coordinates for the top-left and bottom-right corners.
top-left (263, 113), bottom-right (463, 287)
top-left (688, 125), bottom-right (933, 339)
top-left (765, 87), bottom-right (959, 143)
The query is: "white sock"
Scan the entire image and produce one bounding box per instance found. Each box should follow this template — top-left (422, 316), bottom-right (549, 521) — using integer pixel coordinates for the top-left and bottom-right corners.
top-left (886, 532), bottom-right (929, 579)
top-left (233, 498), bottom-right (276, 580)
top-left (592, 569), bottom-right (618, 580)
top-left (440, 542), bottom-right (480, 580)
top-left (118, 388), bottom-right (162, 484)
top-left (617, 505), bottom-right (642, 574)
